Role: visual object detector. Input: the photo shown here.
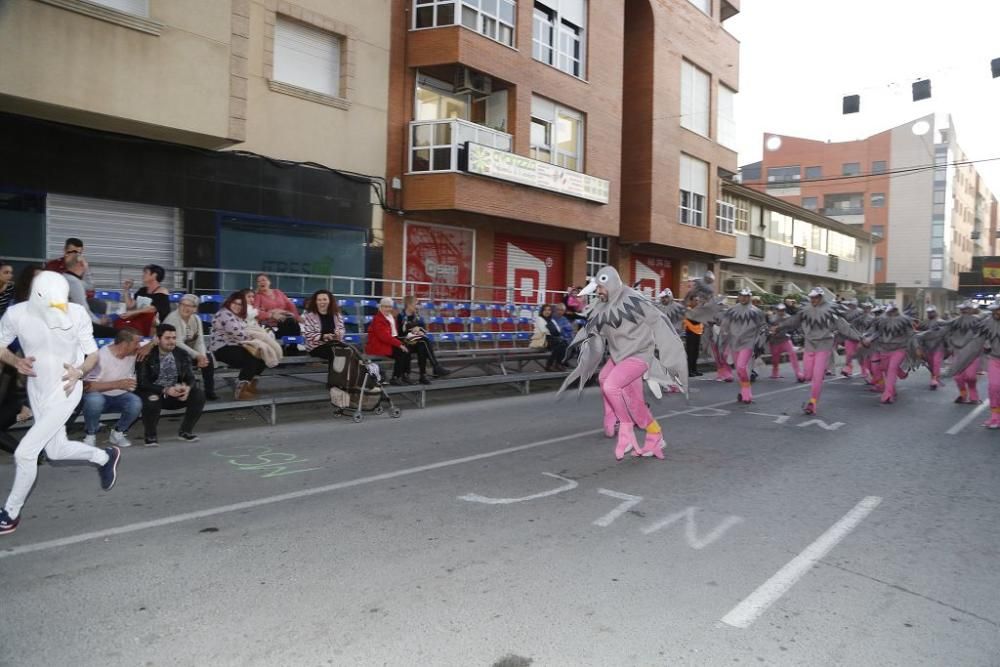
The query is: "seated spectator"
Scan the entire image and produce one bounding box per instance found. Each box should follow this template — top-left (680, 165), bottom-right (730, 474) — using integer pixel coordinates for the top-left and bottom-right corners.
top-left (136, 323), bottom-right (205, 446)
top-left (45, 237), bottom-right (93, 292)
top-left (365, 297), bottom-right (411, 386)
top-left (552, 303), bottom-right (575, 341)
top-left (82, 328), bottom-right (142, 448)
top-left (163, 294), bottom-right (218, 401)
top-left (63, 250), bottom-right (117, 338)
top-left (398, 295), bottom-right (450, 383)
top-left (209, 291), bottom-right (266, 400)
top-left (121, 264), bottom-right (171, 336)
top-left (563, 286), bottom-right (585, 321)
top-left (0, 260), bottom-right (13, 319)
top-left (533, 304), bottom-right (568, 371)
top-left (252, 273), bottom-right (301, 352)
top-left (301, 289), bottom-right (345, 361)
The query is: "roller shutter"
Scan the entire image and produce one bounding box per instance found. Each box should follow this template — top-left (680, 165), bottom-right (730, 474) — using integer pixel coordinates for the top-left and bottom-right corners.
top-left (492, 234), bottom-right (566, 305)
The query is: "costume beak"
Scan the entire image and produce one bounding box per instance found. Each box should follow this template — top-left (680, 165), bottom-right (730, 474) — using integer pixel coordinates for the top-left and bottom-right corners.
top-left (50, 301), bottom-right (68, 313)
top-left (578, 280), bottom-right (598, 297)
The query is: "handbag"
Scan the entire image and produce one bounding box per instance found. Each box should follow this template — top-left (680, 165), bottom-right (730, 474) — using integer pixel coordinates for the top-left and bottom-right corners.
top-left (529, 329), bottom-right (547, 349)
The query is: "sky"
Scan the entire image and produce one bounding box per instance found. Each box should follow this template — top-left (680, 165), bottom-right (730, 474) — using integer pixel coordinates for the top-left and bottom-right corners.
top-left (726, 0), bottom-right (1000, 194)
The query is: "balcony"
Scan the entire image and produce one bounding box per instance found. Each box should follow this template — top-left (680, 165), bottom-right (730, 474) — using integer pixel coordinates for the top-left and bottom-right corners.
top-left (409, 118), bottom-right (512, 173)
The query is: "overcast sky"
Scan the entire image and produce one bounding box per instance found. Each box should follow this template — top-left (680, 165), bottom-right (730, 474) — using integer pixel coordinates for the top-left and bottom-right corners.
top-left (726, 0), bottom-right (1000, 194)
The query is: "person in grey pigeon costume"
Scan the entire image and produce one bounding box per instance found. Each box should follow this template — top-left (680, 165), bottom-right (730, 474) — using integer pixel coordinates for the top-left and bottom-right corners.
top-left (943, 302), bottom-right (1000, 428)
top-left (861, 302), bottom-right (915, 404)
top-left (917, 301), bottom-right (983, 402)
top-left (720, 288), bottom-right (767, 403)
top-left (559, 266), bottom-right (687, 461)
top-left (655, 288), bottom-right (687, 334)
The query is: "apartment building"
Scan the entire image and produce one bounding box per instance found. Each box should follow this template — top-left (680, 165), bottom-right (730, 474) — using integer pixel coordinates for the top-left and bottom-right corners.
top-left (718, 182), bottom-right (876, 299)
top-left (383, 0), bottom-right (740, 302)
top-left (0, 0), bottom-right (390, 292)
top-left (744, 115), bottom-right (996, 311)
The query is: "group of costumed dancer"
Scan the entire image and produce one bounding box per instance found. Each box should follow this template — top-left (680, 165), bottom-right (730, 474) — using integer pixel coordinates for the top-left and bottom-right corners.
top-left (559, 264), bottom-right (1000, 463)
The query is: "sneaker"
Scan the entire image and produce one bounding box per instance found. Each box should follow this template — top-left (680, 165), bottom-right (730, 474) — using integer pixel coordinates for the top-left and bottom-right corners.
top-left (109, 430), bottom-right (132, 448)
top-left (419, 376), bottom-right (431, 385)
top-left (99, 446), bottom-right (121, 491)
top-left (0, 509), bottom-right (19, 535)
top-left (432, 366), bottom-right (452, 377)
top-left (178, 432), bottom-right (200, 442)
top-left (83, 433), bottom-right (97, 447)
top-left (144, 437), bottom-right (159, 447)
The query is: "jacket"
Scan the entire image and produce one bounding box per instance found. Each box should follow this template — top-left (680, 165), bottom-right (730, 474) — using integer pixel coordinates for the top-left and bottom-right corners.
top-left (136, 346), bottom-right (196, 397)
top-left (365, 313), bottom-right (404, 357)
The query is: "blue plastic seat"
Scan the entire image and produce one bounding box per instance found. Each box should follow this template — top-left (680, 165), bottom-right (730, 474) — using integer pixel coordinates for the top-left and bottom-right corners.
top-left (200, 294), bottom-right (224, 303)
top-left (95, 290), bottom-right (122, 301)
top-left (289, 297), bottom-right (305, 308)
top-left (169, 292), bottom-right (185, 303)
top-left (344, 334), bottom-right (362, 345)
top-left (281, 335), bottom-right (305, 345)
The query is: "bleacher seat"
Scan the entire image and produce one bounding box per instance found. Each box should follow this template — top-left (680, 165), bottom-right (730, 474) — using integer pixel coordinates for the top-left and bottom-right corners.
top-left (289, 297), bottom-right (305, 308)
top-left (169, 292), bottom-right (185, 303)
top-left (95, 290), bottom-right (122, 302)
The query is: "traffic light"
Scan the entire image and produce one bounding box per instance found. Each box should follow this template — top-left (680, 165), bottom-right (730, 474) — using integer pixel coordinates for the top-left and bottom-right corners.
top-left (912, 79), bottom-right (931, 101)
top-left (842, 94), bottom-right (860, 114)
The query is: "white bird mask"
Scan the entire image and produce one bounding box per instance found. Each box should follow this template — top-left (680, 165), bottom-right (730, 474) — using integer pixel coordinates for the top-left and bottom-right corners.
top-left (29, 271), bottom-right (73, 330)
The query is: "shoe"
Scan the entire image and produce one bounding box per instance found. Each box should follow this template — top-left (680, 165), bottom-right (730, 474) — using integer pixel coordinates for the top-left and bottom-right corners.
top-left (144, 436), bottom-right (159, 447)
top-left (432, 366), bottom-right (452, 377)
top-left (249, 378), bottom-right (259, 393)
top-left (109, 430), bottom-right (132, 448)
top-left (954, 396), bottom-right (969, 404)
top-left (235, 381), bottom-right (255, 400)
top-left (640, 432), bottom-right (665, 459)
top-left (0, 509), bottom-right (19, 536)
top-left (99, 446), bottom-right (121, 491)
top-left (402, 377), bottom-right (416, 385)
top-left (206, 392), bottom-right (220, 401)
top-left (614, 427), bottom-right (638, 461)
top-left (389, 377), bottom-right (403, 386)
top-left (178, 432), bottom-right (200, 442)
top-left (690, 370), bottom-right (703, 377)
top-left (419, 376), bottom-right (431, 385)
top-left (83, 433), bottom-right (97, 447)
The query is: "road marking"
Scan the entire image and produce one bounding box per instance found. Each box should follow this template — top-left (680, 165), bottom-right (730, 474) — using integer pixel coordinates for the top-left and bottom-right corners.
top-left (720, 495), bottom-right (882, 629)
top-left (592, 489), bottom-right (644, 527)
top-left (641, 507), bottom-right (744, 549)
top-left (1, 375), bottom-right (836, 560)
top-left (458, 472), bottom-right (578, 505)
top-left (746, 412), bottom-right (790, 424)
top-left (945, 402), bottom-right (988, 435)
top-left (797, 419), bottom-right (845, 431)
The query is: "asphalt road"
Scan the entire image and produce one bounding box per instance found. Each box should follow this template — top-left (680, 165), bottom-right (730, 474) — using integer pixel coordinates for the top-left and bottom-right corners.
top-left (2, 366), bottom-right (999, 667)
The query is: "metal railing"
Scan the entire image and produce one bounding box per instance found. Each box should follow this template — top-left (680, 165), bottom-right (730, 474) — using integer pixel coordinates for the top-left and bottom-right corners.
top-left (408, 118), bottom-right (513, 173)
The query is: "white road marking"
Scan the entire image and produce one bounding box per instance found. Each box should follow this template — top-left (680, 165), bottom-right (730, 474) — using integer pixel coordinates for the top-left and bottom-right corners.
top-left (797, 419), bottom-right (845, 431)
top-left (592, 489), bottom-right (644, 527)
top-left (458, 473), bottom-right (578, 505)
top-left (746, 411), bottom-right (791, 424)
top-left (945, 402), bottom-right (988, 435)
top-left (640, 507), bottom-right (744, 549)
top-left (1, 375), bottom-right (839, 560)
top-left (720, 495), bottom-right (883, 629)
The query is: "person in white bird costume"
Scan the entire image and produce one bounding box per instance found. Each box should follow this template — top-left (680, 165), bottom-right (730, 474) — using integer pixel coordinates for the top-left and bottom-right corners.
top-left (0, 271), bottom-right (121, 535)
top-left (558, 266), bottom-right (688, 461)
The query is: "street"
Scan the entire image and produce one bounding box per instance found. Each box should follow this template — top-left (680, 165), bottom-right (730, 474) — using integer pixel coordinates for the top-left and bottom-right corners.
top-left (2, 369), bottom-right (999, 667)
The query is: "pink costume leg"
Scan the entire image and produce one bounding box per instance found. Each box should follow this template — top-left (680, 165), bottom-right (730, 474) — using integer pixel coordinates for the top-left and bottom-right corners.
top-left (803, 349), bottom-right (830, 414)
top-left (842, 340), bottom-right (858, 376)
top-left (735, 348), bottom-right (754, 402)
top-left (712, 342), bottom-right (733, 382)
top-left (954, 361), bottom-right (978, 403)
top-left (784, 340), bottom-right (802, 379)
top-left (769, 343), bottom-right (783, 378)
top-left (928, 349), bottom-right (944, 389)
top-left (599, 359), bottom-right (617, 437)
top-left (963, 362), bottom-right (981, 402)
top-left (602, 358), bottom-right (658, 460)
top-left (870, 355), bottom-right (884, 393)
top-left (985, 358), bottom-right (1000, 428)
top-left (880, 349), bottom-right (905, 403)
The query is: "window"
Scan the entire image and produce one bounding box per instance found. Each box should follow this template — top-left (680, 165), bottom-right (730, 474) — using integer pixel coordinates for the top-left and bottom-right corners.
top-left (734, 198), bottom-right (750, 233)
top-left (933, 190), bottom-right (946, 205)
top-left (687, 0), bottom-right (711, 14)
top-left (89, 0), bottom-right (149, 15)
top-left (274, 17), bottom-right (342, 98)
top-left (679, 154), bottom-right (709, 227)
top-left (717, 85), bottom-right (737, 150)
top-left (530, 96), bottom-right (584, 171)
top-left (533, 0), bottom-right (587, 78)
top-left (823, 193), bottom-right (864, 215)
top-left (875, 257), bottom-right (884, 273)
top-left (827, 231), bottom-right (857, 262)
top-left (872, 160), bottom-right (887, 174)
top-left (716, 200), bottom-right (736, 234)
top-left (871, 192), bottom-right (885, 208)
top-left (681, 60), bottom-right (710, 137)
top-left (749, 235), bottom-right (765, 259)
top-left (415, 0), bottom-right (516, 46)
top-left (586, 235), bottom-right (609, 280)
top-left (828, 255), bottom-right (839, 272)
top-left (842, 162), bottom-right (861, 176)
top-left (805, 166), bottom-right (822, 180)
top-left (766, 211), bottom-right (793, 244)
top-left (415, 75), bottom-right (469, 120)
top-left (802, 196), bottom-right (818, 210)
top-left (794, 246), bottom-right (807, 266)
top-left (810, 225), bottom-right (826, 252)
top-left (870, 225), bottom-right (884, 238)
top-left (767, 165), bottom-right (800, 184)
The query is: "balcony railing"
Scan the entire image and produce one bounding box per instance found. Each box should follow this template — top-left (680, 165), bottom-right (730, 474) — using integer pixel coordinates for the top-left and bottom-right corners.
top-left (823, 207), bottom-right (864, 216)
top-left (409, 119), bottom-right (513, 173)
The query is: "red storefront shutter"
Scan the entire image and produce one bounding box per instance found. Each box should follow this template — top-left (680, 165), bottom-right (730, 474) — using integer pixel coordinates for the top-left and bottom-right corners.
top-left (493, 234), bottom-right (566, 305)
top-left (630, 254), bottom-right (674, 298)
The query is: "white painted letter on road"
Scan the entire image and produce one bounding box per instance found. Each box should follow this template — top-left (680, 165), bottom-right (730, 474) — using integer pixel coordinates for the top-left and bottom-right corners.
top-left (458, 472), bottom-right (579, 505)
top-left (592, 489), bottom-right (644, 527)
top-left (641, 507), bottom-right (744, 550)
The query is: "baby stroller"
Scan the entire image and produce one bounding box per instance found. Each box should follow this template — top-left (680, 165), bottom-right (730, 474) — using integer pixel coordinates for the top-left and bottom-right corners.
top-left (327, 342), bottom-right (401, 423)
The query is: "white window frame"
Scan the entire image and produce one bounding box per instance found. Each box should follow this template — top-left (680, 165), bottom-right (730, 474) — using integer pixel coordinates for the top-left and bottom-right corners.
top-left (532, 5), bottom-right (556, 65)
top-left (413, 0), bottom-right (516, 47)
top-left (586, 235), bottom-right (610, 280)
top-left (717, 84), bottom-right (737, 150)
top-left (679, 154), bottom-right (709, 228)
top-left (532, 0), bottom-right (587, 79)
top-left (274, 16), bottom-right (343, 99)
top-left (716, 200), bottom-right (736, 235)
top-left (531, 96), bottom-right (585, 172)
top-left (413, 0), bottom-right (457, 29)
top-left (681, 60), bottom-right (710, 137)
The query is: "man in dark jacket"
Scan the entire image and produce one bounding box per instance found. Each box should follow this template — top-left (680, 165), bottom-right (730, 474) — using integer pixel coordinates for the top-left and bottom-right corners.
top-left (136, 323), bottom-right (205, 446)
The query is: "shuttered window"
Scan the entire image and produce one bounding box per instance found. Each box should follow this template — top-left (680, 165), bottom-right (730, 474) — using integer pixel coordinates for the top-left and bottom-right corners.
top-left (89, 0), bottom-right (150, 16)
top-left (274, 16), bottom-right (342, 98)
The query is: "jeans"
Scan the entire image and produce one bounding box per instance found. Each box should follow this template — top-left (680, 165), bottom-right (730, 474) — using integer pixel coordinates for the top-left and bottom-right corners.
top-left (82, 391), bottom-right (142, 435)
top-left (140, 387), bottom-right (206, 439)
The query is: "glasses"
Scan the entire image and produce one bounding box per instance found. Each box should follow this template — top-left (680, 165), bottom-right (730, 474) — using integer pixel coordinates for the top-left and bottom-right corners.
top-left (65, 250), bottom-right (82, 255)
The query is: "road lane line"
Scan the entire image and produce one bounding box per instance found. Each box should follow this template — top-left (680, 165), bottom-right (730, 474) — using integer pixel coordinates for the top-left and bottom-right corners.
top-left (945, 402), bottom-right (988, 435)
top-left (1, 376), bottom-right (836, 560)
top-left (720, 495), bottom-right (882, 629)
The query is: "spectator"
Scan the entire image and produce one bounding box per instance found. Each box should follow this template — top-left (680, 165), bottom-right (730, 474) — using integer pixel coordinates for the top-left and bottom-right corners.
top-left (534, 304), bottom-right (568, 371)
top-left (121, 264), bottom-right (170, 335)
top-left (0, 260), bottom-right (13, 319)
top-left (552, 303), bottom-right (575, 341)
top-left (252, 273), bottom-right (302, 351)
top-left (301, 289), bottom-right (345, 361)
top-left (366, 297), bottom-right (411, 386)
top-left (12, 265), bottom-right (41, 304)
top-left (81, 328), bottom-right (142, 448)
top-left (163, 294), bottom-right (218, 401)
top-left (136, 323), bottom-right (205, 446)
top-left (63, 250), bottom-right (117, 338)
top-left (398, 295), bottom-right (450, 382)
top-left (563, 286), bottom-right (585, 321)
top-left (209, 291), bottom-right (266, 400)
top-left (45, 238), bottom-right (93, 292)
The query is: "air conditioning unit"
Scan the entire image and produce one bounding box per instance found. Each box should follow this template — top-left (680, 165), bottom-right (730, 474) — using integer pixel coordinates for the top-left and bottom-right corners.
top-left (454, 67), bottom-right (492, 96)
top-left (723, 279), bottom-right (738, 292)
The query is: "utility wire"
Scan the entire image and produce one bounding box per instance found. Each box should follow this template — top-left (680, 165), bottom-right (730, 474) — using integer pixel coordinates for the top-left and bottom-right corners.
top-left (740, 155), bottom-right (1000, 189)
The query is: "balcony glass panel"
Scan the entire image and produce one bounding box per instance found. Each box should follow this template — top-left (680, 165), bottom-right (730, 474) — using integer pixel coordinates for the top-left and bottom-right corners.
top-left (409, 119), bottom-right (513, 173)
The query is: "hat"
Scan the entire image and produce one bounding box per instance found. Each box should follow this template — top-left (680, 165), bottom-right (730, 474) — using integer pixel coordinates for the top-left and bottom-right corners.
top-left (885, 301), bottom-right (899, 312)
top-left (959, 300), bottom-right (976, 311)
top-left (658, 288), bottom-right (673, 299)
top-left (872, 304), bottom-right (885, 313)
top-left (738, 288), bottom-right (753, 296)
top-left (987, 302), bottom-right (1000, 311)
top-left (808, 287), bottom-right (824, 298)
top-left (925, 305), bottom-right (937, 313)
top-left (844, 298), bottom-right (858, 306)
top-left (861, 302), bottom-right (873, 309)
top-left (775, 303), bottom-right (786, 311)
top-left (379, 297), bottom-right (394, 307)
